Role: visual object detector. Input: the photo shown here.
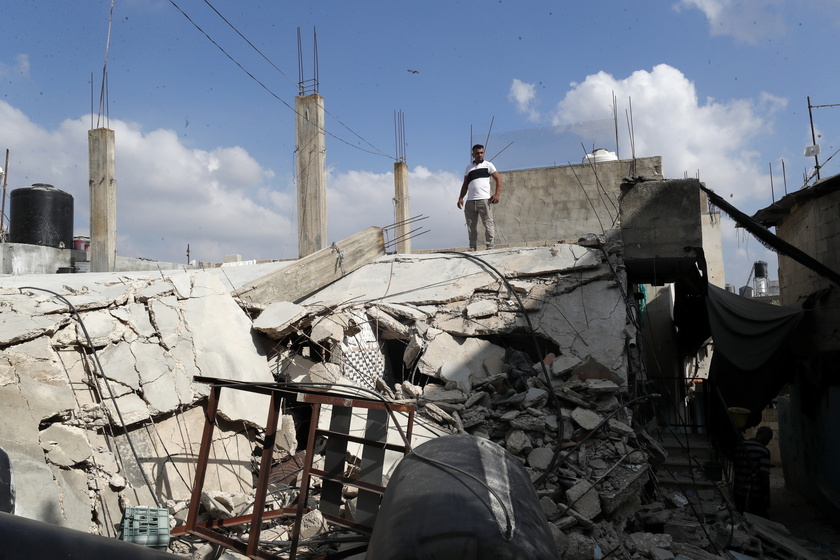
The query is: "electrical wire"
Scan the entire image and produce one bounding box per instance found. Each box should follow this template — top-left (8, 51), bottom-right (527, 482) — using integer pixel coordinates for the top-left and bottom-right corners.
top-left (168, 0), bottom-right (393, 160)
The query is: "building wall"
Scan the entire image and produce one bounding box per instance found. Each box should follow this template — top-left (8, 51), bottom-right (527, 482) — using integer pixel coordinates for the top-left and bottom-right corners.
top-left (774, 187), bottom-right (840, 521)
top-left (776, 187), bottom-right (840, 296)
top-left (0, 243), bottom-right (72, 275)
top-left (700, 194), bottom-right (725, 288)
top-left (778, 384), bottom-right (840, 522)
top-left (0, 244), bottom-right (195, 275)
top-left (493, 157), bottom-right (662, 245)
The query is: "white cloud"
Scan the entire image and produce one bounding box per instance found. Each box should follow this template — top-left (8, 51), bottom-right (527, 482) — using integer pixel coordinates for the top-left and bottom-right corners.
top-left (508, 79), bottom-right (540, 123)
top-left (0, 100), bottom-right (293, 264)
top-left (552, 64), bottom-right (785, 202)
top-left (675, 0), bottom-right (786, 44)
top-left (326, 165), bottom-right (465, 251)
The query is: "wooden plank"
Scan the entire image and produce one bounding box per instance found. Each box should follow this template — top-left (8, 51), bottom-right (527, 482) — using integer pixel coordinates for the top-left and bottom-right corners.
top-left (235, 226), bottom-right (385, 308)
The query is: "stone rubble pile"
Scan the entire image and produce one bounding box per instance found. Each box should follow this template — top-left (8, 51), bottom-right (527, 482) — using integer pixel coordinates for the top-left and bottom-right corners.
top-left (0, 242), bottom-right (818, 560)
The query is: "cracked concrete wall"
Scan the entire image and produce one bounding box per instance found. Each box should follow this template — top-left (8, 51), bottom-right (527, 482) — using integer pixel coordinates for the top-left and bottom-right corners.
top-left (0, 270), bottom-right (272, 534)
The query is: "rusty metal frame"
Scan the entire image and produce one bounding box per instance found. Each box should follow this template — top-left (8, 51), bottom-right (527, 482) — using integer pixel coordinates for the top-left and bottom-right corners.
top-left (171, 376), bottom-right (415, 560)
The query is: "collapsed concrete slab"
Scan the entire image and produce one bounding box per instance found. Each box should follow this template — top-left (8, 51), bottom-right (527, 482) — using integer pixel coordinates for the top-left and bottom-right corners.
top-left (235, 226), bottom-right (386, 308)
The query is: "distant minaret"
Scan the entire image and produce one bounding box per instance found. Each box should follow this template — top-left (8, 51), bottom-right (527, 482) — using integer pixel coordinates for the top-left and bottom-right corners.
top-left (89, 128), bottom-right (116, 272)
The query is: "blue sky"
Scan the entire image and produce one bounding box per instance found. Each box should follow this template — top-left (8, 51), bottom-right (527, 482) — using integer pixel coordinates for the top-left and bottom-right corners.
top-left (3, 1), bottom-right (840, 288)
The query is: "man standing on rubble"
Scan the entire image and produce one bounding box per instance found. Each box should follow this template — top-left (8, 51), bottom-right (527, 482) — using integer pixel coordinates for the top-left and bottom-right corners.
top-left (457, 144), bottom-right (502, 251)
top-left (732, 426), bottom-right (773, 517)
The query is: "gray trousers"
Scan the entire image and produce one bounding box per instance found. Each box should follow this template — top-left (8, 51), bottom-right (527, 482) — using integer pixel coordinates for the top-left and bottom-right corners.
top-left (464, 199), bottom-right (495, 249)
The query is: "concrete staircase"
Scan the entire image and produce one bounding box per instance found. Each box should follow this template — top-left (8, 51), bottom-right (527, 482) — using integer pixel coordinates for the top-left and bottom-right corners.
top-left (652, 430), bottom-right (728, 503)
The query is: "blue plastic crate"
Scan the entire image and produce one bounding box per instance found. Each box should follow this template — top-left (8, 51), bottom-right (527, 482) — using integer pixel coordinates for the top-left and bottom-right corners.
top-left (120, 506), bottom-right (170, 549)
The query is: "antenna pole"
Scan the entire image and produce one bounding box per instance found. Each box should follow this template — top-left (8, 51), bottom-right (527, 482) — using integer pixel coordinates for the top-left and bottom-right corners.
top-left (484, 116), bottom-right (494, 152)
top-left (782, 159), bottom-right (788, 195)
top-left (808, 96), bottom-right (821, 181)
top-left (769, 162), bottom-right (775, 202)
top-left (1, 149), bottom-right (8, 236)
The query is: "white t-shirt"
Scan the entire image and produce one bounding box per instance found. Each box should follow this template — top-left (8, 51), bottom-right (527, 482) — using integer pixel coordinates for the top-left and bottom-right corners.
top-left (463, 160), bottom-right (497, 201)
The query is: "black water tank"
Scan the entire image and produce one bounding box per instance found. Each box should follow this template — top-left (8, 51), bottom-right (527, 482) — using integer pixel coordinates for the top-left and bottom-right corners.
top-left (9, 183), bottom-right (74, 249)
top-left (367, 435), bottom-right (559, 559)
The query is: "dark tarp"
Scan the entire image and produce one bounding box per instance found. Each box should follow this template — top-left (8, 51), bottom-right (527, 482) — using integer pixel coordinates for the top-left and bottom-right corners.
top-left (675, 279), bottom-right (804, 455)
top-left (706, 283), bottom-right (803, 372)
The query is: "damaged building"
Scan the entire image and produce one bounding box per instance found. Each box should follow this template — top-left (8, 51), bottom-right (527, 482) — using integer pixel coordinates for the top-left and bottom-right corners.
top-left (2, 142), bottom-right (833, 560)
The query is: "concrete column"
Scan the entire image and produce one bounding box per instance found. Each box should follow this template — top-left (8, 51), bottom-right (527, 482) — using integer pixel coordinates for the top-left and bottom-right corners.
top-left (394, 161), bottom-right (411, 254)
top-left (88, 128), bottom-right (116, 272)
top-left (295, 94), bottom-right (327, 258)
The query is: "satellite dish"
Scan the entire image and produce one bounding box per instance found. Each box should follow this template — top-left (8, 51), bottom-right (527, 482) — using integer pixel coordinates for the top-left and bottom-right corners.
top-left (804, 144), bottom-right (821, 157)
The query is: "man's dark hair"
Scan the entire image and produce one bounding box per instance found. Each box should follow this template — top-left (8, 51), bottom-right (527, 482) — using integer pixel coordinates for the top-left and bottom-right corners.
top-left (472, 144), bottom-right (484, 152)
top-left (756, 426), bottom-right (773, 441)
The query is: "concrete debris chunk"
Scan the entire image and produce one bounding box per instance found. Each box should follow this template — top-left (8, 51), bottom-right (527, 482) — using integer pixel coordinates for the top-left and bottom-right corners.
top-left (252, 301), bottom-right (308, 339)
top-left (528, 447), bottom-right (555, 470)
top-left (39, 424), bottom-right (92, 467)
top-left (571, 406), bottom-right (604, 430)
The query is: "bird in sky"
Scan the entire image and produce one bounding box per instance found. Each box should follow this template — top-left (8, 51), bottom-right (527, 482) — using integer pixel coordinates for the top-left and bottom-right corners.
top-left (407, 69), bottom-right (419, 74)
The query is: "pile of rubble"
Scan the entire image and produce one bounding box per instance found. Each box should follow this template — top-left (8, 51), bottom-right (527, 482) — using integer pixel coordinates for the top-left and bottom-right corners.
top-left (0, 239), bottom-right (823, 560)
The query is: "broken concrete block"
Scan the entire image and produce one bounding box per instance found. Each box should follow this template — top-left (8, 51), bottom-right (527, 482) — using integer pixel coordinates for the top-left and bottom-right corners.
top-left (400, 380), bottom-right (421, 399)
top-left (505, 430), bottom-right (533, 455)
top-left (599, 464), bottom-right (649, 517)
top-left (528, 447), bottom-right (555, 470)
top-left (466, 299), bottom-right (497, 318)
top-left (18, 368), bottom-right (76, 422)
top-left (625, 532), bottom-right (673, 555)
top-left (252, 301), bottom-right (308, 339)
top-left (201, 491), bottom-right (235, 519)
top-left (403, 331), bottom-right (424, 367)
top-left (149, 296), bottom-right (181, 350)
top-left (510, 413), bottom-right (547, 432)
top-left (424, 403), bottom-right (457, 426)
top-left (585, 378), bottom-right (619, 394)
top-left (310, 315), bottom-right (345, 345)
top-left (299, 509), bottom-right (329, 539)
top-left (566, 480), bottom-right (602, 519)
top-left (39, 424), bottom-right (92, 467)
top-left (308, 362), bottom-right (342, 385)
top-left (521, 387), bottom-right (548, 409)
top-left (552, 354), bottom-right (583, 377)
top-left (540, 495), bottom-right (559, 520)
top-left (608, 418), bottom-right (634, 436)
top-left (76, 310), bottom-right (126, 347)
top-left (417, 332), bottom-right (503, 390)
top-left (276, 415), bottom-right (297, 456)
top-left (103, 393), bottom-right (150, 426)
top-left (133, 341), bottom-right (181, 415)
top-left (571, 407), bottom-right (603, 430)
top-left (366, 307), bottom-right (409, 339)
top-left (569, 356), bottom-right (624, 386)
top-left (184, 292), bottom-right (272, 427)
top-left (663, 518), bottom-right (704, 544)
top-left (422, 385), bottom-right (468, 403)
top-left (99, 342), bottom-right (141, 391)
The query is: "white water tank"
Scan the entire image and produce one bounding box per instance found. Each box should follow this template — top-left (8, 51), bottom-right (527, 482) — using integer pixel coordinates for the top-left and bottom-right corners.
top-left (582, 148), bottom-right (618, 164)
